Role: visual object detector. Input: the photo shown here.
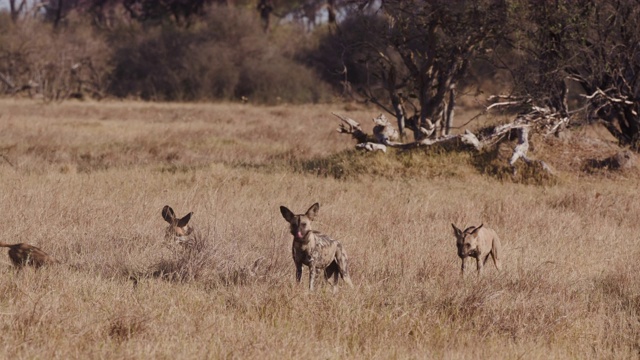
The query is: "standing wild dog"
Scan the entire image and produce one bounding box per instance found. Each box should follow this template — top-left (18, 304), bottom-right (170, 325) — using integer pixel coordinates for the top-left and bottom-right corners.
top-left (451, 223), bottom-right (502, 276)
top-left (162, 205), bottom-right (197, 248)
top-left (0, 242), bottom-right (58, 268)
top-left (279, 203), bottom-right (354, 291)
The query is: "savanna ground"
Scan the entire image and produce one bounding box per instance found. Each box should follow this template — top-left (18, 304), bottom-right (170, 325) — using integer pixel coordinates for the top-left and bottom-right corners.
top-left (0, 98), bottom-right (638, 359)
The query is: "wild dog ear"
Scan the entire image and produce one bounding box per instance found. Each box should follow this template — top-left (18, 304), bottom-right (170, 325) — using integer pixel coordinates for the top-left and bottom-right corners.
top-left (177, 212), bottom-right (193, 227)
top-left (470, 224), bottom-right (484, 234)
top-left (162, 206), bottom-right (176, 224)
top-left (451, 224), bottom-right (462, 237)
top-left (305, 203), bottom-right (320, 221)
top-left (280, 206), bottom-right (295, 222)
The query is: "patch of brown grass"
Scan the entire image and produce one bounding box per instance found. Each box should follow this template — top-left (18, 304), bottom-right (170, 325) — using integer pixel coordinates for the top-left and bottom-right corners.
top-left (0, 99), bottom-right (639, 358)
top-left (108, 315), bottom-right (149, 342)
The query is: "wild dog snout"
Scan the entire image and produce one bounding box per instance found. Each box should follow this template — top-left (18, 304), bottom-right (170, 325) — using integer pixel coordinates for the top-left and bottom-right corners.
top-left (290, 218), bottom-right (311, 239)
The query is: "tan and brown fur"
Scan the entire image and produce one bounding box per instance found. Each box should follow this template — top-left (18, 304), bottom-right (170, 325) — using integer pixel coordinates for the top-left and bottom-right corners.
top-left (0, 242), bottom-right (58, 268)
top-left (162, 205), bottom-right (198, 248)
top-left (280, 203), bottom-right (354, 291)
top-left (451, 223), bottom-right (502, 276)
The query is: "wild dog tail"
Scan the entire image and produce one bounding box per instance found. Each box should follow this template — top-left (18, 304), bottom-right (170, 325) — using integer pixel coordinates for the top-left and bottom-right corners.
top-left (492, 232), bottom-right (503, 271)
top-left (0, 243), bottom-right (15, 248)
top-left (336, 245), bottom-right (354, 287)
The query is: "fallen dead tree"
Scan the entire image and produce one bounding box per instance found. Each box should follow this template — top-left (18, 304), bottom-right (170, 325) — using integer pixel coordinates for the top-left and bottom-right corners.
top-left (335, 96), bottom-right (570, 176)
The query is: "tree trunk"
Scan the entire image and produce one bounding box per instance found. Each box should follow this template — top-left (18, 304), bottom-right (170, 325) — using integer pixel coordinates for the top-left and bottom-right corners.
top-left (385, 65), bottom-right (406, 138)
top-left (9, 0), bottom-right (26, 23)
top-left (443, 86), bottom-right (455, 136)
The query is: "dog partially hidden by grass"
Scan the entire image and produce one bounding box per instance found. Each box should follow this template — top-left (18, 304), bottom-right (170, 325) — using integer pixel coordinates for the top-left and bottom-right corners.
top-left (162, 205), bottom-right (198, 248)
top-left (0, 242), bottom-right (58, 268)
top-left (451, 223), bottom-right (502, 276)
top-left (280, 203), bottom-right (354, 291)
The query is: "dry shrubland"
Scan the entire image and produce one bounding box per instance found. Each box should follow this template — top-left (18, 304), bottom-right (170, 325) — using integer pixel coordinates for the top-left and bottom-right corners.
top-left (0, 99), bottom-right (639, 358)
top-left (0, 7), bottom-right (333, 104)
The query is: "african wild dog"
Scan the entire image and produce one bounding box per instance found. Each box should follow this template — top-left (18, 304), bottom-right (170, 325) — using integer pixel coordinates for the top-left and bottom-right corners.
top-left (162, 205), bottom-right (197, 248)
top-left (0, 242), bottom-right (58, 268)
top-left (451, 223), bottom-right (502, 276)
top-left (280, 203), bottom-right (354, 291)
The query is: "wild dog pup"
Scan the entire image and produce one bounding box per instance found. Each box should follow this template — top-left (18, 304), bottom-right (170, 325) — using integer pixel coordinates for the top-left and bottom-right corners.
top-left (451, 223), bottom-right (502, 276)
top-left (0, 242), bottom-right (58, 268)
top-left (280, 203), bottom-right (354, 291)
top-left (162, 205), bottom-right (197, 248)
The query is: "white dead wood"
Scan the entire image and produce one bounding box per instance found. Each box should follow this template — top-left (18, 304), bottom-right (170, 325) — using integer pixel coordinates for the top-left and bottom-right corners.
top-left (460, 130), bottom-right (482, 150)
top-left (356, 142), bottom-right (387, 152)
top-left (333, 112), bottom-right (361, 131)
top-left (508, 126), bottom-right (554, 175)
top-left (334, 92), bottom-right (567, 177)
top-left (334, 112), bottom-right (368, 144)
top-left (583, 88), bottom-right (634, 105)
top-left (485, 98), bottom-right (564, 175)
top-left (372, 114), bottom-right (401, 145)
top-left (581, 88), bottom-right (638, 119)
top-left (385, 134), bottom-right (459, 150)
top-left (426, 118), bottom-right (439, 138)
top-left (335, 111), bottom-right (479, 151)
top-left (486, 95), bottom-right (532, 111)
top-left (409, 122), bottom-right (436, 141)
top-left (509, 126), bottom-right (531, 166)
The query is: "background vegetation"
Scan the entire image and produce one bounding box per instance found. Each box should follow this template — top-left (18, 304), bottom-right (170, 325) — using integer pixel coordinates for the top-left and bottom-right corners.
top-left (4, 1), bottom-right (639, 149)
top-left (0, 2), bottom-right (334, 104)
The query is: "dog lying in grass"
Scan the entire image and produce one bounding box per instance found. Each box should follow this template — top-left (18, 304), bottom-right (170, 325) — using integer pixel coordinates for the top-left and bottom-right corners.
top-left (280, 202), bottom-right (354, 291)
top-left (162, 205), bottom-right (198, 249)
top-left (451, 223), bottom-right (502, 276)
top-left (0, 242), bottom-right (58, 268)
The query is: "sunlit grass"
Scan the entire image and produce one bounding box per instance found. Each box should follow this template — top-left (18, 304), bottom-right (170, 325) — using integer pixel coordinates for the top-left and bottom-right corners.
top-left (0, 99), bottom-right (638, 358)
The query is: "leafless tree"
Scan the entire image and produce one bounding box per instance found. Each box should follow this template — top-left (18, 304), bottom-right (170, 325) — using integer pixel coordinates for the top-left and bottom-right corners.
top-left (562, 1), bottom-right (640, 150)
top-left (8, 0), bottom-right (28, 23)
top-left (333, 1), bottom-right (571, 175)
top-left (336, 1), bottom-right (509, 139)
top-left (488, 0), bottom-right (640, 152)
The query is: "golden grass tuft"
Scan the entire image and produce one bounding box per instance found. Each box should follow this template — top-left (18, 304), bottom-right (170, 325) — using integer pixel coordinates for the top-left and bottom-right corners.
top-left (471, 143), bottom-right (559, 186)
top-left (297, 147), bottom-right (474, 180)
top-left (0, 99), bottom-right (639, 358)
top-left (108, 315), bottom-right (149, 342)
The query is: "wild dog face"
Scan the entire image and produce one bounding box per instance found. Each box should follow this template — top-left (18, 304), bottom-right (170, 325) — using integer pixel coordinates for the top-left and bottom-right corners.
top-left (162, 205), bottom-right (194, 245)
top-left (452, 224), bottom-right (483, 258)
top-left (279, 203), bottom-right (318, 240)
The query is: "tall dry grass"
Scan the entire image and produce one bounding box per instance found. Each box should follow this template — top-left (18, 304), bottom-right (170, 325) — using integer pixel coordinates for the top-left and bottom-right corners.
top-left (0, 99), bottom-right (638, 358)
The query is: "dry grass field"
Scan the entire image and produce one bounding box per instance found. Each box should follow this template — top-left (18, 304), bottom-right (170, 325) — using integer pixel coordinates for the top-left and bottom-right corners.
top-left (0, 99), bottom-right (638, 359)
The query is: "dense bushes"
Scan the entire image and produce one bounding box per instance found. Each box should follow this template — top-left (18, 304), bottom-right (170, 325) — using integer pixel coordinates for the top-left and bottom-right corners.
top-left (107, 7), bottom-right (332, 103)
top-left (304, 14), bottom-right (390, 97)
top-left (0, 7), bottom-right (333, 104)
top-left (0, 13), bottom-right (112, 100)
